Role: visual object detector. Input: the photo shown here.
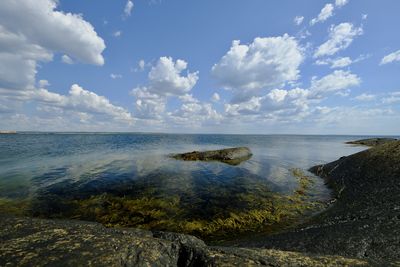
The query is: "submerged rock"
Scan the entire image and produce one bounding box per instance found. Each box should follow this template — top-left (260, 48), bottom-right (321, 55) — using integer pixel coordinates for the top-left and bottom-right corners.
top-left (345, 137), bottom-right (397, 147)
top-left (171, 147), bottom-right (252, 165)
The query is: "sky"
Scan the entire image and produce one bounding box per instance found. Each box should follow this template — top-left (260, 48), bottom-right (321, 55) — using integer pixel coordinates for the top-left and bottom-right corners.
top-left (0, 0), bottom-right (400, 134)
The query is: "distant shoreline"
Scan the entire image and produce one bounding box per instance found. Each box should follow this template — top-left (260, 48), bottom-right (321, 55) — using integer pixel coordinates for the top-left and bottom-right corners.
top-left (0, 131), bottom-right (17, 134)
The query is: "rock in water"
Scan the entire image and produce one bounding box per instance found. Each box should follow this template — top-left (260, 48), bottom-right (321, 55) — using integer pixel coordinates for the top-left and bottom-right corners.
top-left (171, 147), bottom-right (252, 165)
top-left (345, 137), bottom-right (397, 147)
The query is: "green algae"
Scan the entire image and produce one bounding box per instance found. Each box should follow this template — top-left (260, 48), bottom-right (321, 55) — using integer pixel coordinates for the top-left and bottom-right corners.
top-left (51, 168), bottom-right (325, 240)
top-left (0, 197), bottom-right (31, 216)
top-left (1, 168), bottom-right (327, 241)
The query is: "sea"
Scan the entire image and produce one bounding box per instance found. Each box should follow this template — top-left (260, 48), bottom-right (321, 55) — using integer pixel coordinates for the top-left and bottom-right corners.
top-left (0, 133), bottom-right (385, 239)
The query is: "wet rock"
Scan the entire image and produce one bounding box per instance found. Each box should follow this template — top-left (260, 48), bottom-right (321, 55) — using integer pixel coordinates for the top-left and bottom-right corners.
top-left (0, 215), bottom-right (369, 266)
top-left (345, 137), bottom-right (397, 147)
top-left (241, 140), bottom-right (400, 265)
top-left (171, 147), bottom-right (252, 165)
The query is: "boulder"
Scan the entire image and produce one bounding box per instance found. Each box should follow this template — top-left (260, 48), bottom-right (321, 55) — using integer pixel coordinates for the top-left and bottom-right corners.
top-left (171, 147), bottom-right (252, 165)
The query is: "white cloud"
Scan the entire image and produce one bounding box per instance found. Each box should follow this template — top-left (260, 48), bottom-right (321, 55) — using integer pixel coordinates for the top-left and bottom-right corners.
top-left (124, 0), bottom-right (134, 17)
top-left (355, 93), bottom-right (375, 101)
top-left (131, 57), bottom-right (199, 119)
top-left (113, 31), bottom-right (122, 37)
top-left (179, 94), bottom-right (199, 103)
top-left (38, 80), bottom-right (50, 88)
top-left (169, 102), bottom-right (222, 126)
top-left (310, 70), bottom-right (361, 96)
top-left (110, 73), bottom-right (122, 79)
top-left (382, 92), bottom-right (400, 104)
top-left (310, 4), bottom-right (334, 26)
top-left (362, 14), bottom-right (368, 20)
top-left (33, 84), bottom-right (134, 123)
top-left (314, 23), bottom-right (363, 58)
top-left (335, 0), bottom-right (349, 7)
top-left (212, 34), bottom-right (303, 102)
top-left (138, 59), bottom-right (145, 70)
top-left (294, 16), bottom-right (304, 26)
top-left (330, 57), bottom-right (352, 68)
top-left (61, 55), bottom-right (74, 65)
top-left (131, 87), bottom-right (166, 119)
top-left (316, 57), bottom-right (353, 68)
top-left (0, 0), bottom-right (105, 66)
top-left (380, 50), bottom-right (400, 65)
top-left (211, 92), bottom-right (220, 102)
top-left (0, 0), bottom-right (105, 92)
top-left (146, 57), bottom-right (199, 96)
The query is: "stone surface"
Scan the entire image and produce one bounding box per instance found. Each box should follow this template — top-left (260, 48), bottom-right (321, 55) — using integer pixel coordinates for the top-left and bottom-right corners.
top-left (171, 147), bottom-right (252, 165)
top-left (345, 137), bottom-right (397, 147)
top-left (240, 140), bottom-right (400, 266)
top-left (0, 215), bottom-right (369, 266)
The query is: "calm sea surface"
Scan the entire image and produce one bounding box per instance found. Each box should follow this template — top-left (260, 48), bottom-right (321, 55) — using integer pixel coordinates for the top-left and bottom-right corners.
top-left (0, 133), bottom-right (378, 239)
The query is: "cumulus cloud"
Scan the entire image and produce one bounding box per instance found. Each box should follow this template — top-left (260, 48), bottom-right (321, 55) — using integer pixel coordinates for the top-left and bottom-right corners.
top-left (168, 102), bottom-right (222, 127)
top-left (212, 34), bottom-right (303, 102)
top-left (310, 70), bottom-right (360, 96)
top-left (380, 50), bottom-right (400, 65)
top-left (131, 57), bottom-right (199, 119)
top-left (124, 0), bottom-right (134, 17)
top-left (310, 4), bottom-right (334, 26)
top-left (224, 70), bottom-right (359, 118)
top-left (314, 23), bottom-right (363, 58)
top-left (0, 0), bottom-right (105, 66)
top-left (146, 57), bottom-right (199, 96)
top-left (294, 16), bottom-right (304, 26)
top-left (0, 0), bottom-right (105, 91)
top-left (130, 57), bottom-right (222, 127)
top-left (33, 84), bottom-right (134, 123)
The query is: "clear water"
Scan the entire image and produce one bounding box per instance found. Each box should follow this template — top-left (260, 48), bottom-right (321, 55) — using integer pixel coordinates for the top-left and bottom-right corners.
top-left (0, 133), bottom-right (371, 238)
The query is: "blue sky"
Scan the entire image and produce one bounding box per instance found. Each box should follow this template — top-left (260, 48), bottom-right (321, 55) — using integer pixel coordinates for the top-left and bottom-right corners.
top-left (0, 0), bottom-right (399, 134)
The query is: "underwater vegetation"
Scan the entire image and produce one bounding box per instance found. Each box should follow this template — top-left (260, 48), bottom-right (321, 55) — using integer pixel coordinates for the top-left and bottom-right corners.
top-left (0, 167), bottom-right (326, 241)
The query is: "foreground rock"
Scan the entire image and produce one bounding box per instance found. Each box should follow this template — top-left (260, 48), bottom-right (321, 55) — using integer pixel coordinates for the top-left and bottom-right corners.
top-left (171, 147), bottom-right (252, 165)
top-left (242, 140), bottom-right (400, 265)
top-left (346, 137), bottom-right (397, 147)
top-left (0, 215), bottom-right (368, 266)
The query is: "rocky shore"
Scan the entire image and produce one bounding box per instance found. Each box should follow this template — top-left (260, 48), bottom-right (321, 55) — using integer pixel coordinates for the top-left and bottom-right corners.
top-left (0, 215), bottom-right (368, 266)
top-left (1, 140), bottom-right (399, 266)
top-left (345, 137), bottom-right (397, 147)
top-left (240, 139), bottom-right (400, 266)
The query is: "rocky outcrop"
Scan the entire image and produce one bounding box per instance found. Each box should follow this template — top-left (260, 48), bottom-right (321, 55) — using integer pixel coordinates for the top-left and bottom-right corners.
top-left (241, 140), bottom-right (400, 265)
top-left (171, 147), bottom-right (252, 165)
top-left (345, 137), bottom-right (397, 147)
top-left (0, 215), bottom-right (368, 266)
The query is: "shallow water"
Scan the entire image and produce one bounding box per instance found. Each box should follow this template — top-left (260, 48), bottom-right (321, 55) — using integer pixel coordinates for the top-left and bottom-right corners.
top-left (0, 133), bottom-right (369, 239)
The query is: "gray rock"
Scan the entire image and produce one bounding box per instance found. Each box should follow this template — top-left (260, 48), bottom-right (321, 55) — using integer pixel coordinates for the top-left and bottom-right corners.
top-left (0, 215), bottom-right (369, 266)
top-left (239, 141), bottom-right (400, 266)
top-left (345, 137), bottom-right (397, 147)
top-left (171, 147), bottom-right (252, 165)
